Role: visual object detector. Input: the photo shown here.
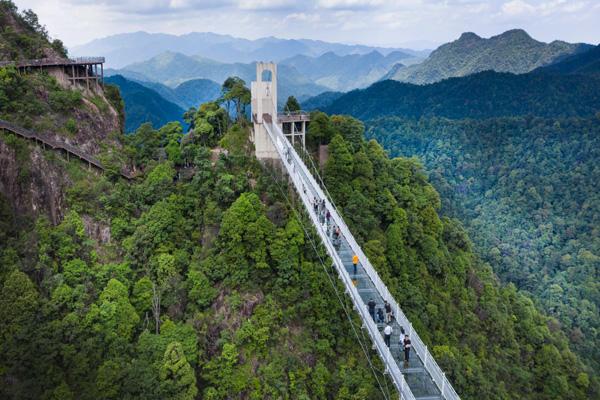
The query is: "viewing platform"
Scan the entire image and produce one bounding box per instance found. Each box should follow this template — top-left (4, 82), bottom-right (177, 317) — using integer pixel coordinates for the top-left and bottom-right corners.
top-left (0, 57), bottom-right (105, 90)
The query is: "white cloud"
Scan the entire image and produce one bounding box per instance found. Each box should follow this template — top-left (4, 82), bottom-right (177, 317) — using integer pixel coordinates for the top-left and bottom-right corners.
top-left (12, 0), bottom-right (600, 48)
top-left (501, 0), bottom-right (535, 16)
top-left (317, 0), bottom-right (385, 10)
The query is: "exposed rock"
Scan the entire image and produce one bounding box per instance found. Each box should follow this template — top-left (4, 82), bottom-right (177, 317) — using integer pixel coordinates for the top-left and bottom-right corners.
top-left (81, 214), bottom-right (111, 244)
top-left (0, 138), bottom-right (70, 224)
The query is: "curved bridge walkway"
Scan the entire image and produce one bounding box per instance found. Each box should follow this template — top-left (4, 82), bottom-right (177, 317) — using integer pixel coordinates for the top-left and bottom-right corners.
top-left (263, 119), bottom-right (460, 400)
top-left (0, 119), bottom-right (133, 180)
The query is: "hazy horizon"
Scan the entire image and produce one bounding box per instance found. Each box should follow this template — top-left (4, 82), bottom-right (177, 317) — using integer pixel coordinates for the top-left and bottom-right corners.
top-left (13, 0), bottom-right (600, 50)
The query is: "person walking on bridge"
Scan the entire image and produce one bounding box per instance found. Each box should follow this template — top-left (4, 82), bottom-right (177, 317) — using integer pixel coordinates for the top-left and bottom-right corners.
top-left (368, 298), bottom-right (376, 321)
top-left (384, 324), bottom-right (393, 348)
top-left (403, 334), bottom-right (412, 367)
top-left (384, 300), bottom-right (392, 323)
top-left (352, 254), bottom-right (359, 275)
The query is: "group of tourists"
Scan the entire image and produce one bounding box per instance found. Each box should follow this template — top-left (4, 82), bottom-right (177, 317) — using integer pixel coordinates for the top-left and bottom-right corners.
top-left (312, 196), bottom-right (343, 249)
top-left (308, 186), bottom-right (413, 366)
top-left (368, 297), bottom-right (412, 366)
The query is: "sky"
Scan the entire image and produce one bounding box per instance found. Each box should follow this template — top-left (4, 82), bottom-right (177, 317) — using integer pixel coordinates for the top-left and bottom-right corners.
top-left (13, 0), bottom-right (600, 49)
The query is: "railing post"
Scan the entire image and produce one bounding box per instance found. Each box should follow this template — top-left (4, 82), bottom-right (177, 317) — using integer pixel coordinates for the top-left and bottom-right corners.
top-left (442, 372), bottom-right (446, 397)
top-left (424, 346), bottom-right (428, 368)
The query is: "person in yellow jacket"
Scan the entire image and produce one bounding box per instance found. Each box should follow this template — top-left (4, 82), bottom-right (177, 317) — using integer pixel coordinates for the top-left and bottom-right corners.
top-left (352, 254), bottom-right (359, 275)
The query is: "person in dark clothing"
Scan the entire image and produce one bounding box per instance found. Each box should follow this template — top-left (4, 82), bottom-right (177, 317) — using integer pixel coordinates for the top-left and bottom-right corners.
top-left (403, 334), bottom-right (412, 366)
top-left (368, 299), bottom-right (376, 321)
top-left (376, 308), bottom-right (385, 324)
top-left (384, 301), bottom-right (392, 323)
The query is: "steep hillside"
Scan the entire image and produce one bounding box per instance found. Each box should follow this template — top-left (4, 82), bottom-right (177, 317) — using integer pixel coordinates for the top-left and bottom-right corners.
top-left (536, 44), bottom-right (600, 76)
top-left (71, 30), bottom-right (426, 68)
top-left (386, 29), bottom-right (590, 84)
top-left (0, 0), bottom-right (66, 60)
top-left (302, 91), bottom-right (343, 111)
top-left (115, 51), bottom-right (328, 102)
top-left (325, 71), bottom-right (600, 120)
top-left (105, 75), bottom-right (186, 132)
top-left (0, 1), bottom-right (125, 222)
top-left (280, 50), bottom-right (411, 91)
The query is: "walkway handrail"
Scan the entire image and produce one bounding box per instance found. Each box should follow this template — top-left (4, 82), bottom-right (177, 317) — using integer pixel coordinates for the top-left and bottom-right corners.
top-left (296, 142), bottom-right (460, 399)
top-left (264, 122), bottom-right (416, 400)
top-left (0, 119), bottom-right (133, 180)
top-left (266, 119), bottom-right (460, 400)
top-left (0, 57), bottom-right (105, 68)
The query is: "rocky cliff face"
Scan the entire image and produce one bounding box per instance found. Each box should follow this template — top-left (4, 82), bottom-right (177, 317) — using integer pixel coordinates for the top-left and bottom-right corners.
top-left (0, 138), bottom-right (70, 224)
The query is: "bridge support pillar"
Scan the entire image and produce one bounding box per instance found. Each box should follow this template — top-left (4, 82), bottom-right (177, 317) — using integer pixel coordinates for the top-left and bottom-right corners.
top-left (251, 62), bottom-right (279, 161)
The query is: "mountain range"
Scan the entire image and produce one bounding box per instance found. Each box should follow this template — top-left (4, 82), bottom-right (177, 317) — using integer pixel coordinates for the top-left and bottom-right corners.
top-left (71, 31), bottom-right (429, 69)
top-left (104, 75), bottom-right (186, 133)
top-left (319, 44), bottom-right (600, 119)
top-left (280, 50), bottom-right (409, 91)
top-left (385, 29), bottom-right (591, 84)
top-left (107, 51), bottom-right (329, 102)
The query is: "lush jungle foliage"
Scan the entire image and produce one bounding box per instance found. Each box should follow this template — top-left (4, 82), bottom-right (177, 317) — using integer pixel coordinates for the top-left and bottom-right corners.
top-left (0, 116), bottom-right (393, 399)
top-left (367, 115), bottom-right (600, 375)
top-left (303, 113), bottom-right (598, 399)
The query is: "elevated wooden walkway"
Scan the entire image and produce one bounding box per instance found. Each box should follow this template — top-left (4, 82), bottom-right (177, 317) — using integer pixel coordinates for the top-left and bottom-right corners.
top-left (0, 119), bottom-right (133, 180)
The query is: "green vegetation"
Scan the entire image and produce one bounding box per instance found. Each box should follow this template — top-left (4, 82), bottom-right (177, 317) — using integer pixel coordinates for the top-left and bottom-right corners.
top-left (0, 0), bottom-right (67, 60)
top-left (386, 29), bottom-right (589, 84)
top-left (367, 115), bottom-right (600, 375)
top-left (284, 95), bottom-right (301, 112)
top-left (0, 111), bottom-right (396, 399)
top-left (324, 70), bottom-right (600, 120)
top-left (104, 75), bottom-right (186, 133)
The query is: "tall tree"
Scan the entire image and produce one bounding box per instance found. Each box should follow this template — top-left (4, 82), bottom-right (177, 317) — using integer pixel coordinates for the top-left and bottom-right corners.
top-left (159, 341), bottom-right (198, 400)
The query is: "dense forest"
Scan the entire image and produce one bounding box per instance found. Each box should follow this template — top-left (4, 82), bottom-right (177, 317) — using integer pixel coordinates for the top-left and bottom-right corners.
top-left (367, 115), bottom-right (600, 376)
top-left (324, 70), bottom-right (600, 120)
top-left (1, 1), bottom-right (598, 399)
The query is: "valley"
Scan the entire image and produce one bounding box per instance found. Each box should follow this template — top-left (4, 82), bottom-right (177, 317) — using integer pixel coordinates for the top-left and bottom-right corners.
top-left (1, 1), bottom-right (599, 399)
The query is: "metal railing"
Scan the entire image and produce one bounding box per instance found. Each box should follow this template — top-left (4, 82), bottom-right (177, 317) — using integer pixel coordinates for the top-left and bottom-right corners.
top-left (0, 119), bottom-right (133, 180)
top-left (0, 57), bottom-right (105, 68)
top-left (264, 118), bottom-right (460, 400)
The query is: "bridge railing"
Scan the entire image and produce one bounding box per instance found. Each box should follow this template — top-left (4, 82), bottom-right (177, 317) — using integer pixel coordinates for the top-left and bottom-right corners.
top-left (276, 122), bottom-right (461, 400)
top-left (264, 121), bottom-right (416, 400)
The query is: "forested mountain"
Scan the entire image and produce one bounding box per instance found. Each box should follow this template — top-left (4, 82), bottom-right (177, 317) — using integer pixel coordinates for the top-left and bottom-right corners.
top-left (1, 2), bottom-right (598, 399)
top-left (0, 0), bottom-right (66, 60)
top-left (301, 90), bottom-right (343, 111)
top-left (109, 77), bottom-right (222, 111)
top-left (71, 30), bottom-right (427, 68)
top-left (385, 29), bottom-right (590, 84)
top-left (105, 75), bottom-right (186, 133)
top-left (366, 116), bottom-right (600, 374)
top-left (280, 50), bottom-right (412, 91)
top-left (113, 51), bottom-right (328, 102)
top-left (324, 70), bottom-right (600, 120)
top-left (536, 44), bottom-right (600, 76)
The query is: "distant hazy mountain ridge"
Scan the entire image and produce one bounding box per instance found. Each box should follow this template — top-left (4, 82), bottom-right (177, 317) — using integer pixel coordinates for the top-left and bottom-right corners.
top-left (108, 51), bottom-right (330, 105)
top-left (71, 31), bottom-right (429, 68)
top-left (280, 50), bottom-right (412, 91)
top-left (385, 29), bottom-right (591, 84)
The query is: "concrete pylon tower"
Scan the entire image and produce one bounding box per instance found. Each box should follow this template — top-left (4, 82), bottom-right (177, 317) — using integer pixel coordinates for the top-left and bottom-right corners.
top-left (251, 62), bottom-right (279, 160)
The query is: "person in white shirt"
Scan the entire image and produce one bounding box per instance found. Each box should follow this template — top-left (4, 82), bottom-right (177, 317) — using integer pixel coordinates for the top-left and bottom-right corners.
top-left (383, 324), bottom-right (393, 348)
